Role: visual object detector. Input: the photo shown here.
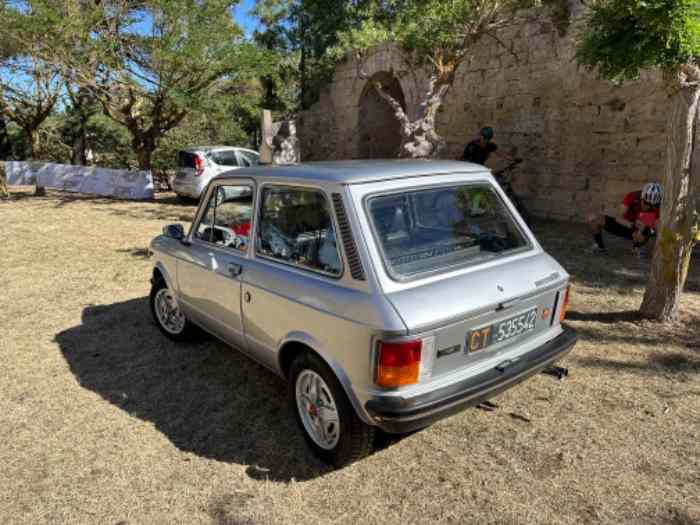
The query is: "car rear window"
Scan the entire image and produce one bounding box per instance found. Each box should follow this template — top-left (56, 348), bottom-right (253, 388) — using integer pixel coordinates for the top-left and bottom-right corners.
top-left (367, 184), bottom-right (529, 279)
top-left (210, 150), bottom-right (239, 166)
top-left (177, 151), bottom-right (197, 168)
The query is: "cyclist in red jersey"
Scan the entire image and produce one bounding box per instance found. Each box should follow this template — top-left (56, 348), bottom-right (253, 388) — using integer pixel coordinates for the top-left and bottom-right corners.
top-left (588, 183), bottom-right (662, 255)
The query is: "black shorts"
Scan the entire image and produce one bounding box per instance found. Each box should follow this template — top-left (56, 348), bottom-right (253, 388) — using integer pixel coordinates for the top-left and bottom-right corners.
top-left (603, 216), bottom-right (634, 240)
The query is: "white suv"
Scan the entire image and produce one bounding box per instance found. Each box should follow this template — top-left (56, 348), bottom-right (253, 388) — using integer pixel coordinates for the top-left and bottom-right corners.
top-left (173, 146), bottom-right (259, 201)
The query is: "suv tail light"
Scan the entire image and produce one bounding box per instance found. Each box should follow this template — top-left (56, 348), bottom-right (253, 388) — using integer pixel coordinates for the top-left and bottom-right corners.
top-left (559, 286), bottom-right (570, 321)
top-left (375, 339), bottom-right (422, 388)
top-left (194, 153), bottom-right (205, 177)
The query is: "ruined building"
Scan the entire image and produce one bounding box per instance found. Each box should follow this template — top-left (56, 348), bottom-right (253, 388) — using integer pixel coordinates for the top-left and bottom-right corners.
top-left (298, 4), bottom-right (668, 220)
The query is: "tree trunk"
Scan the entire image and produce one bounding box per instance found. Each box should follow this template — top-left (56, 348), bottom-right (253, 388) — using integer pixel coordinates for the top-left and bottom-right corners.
top-left (639, 67), bottom-right (700, 321)
top-left (133, 134), bottom-right (155, 171)
top-left (26, 127), bottom-right (46, 195)
top-left (71, 114), bottom-right (89, 165)
top-left (299, 14), bottom-right (307, 109)
top-left (27, 127), bottom-right (40, 158)
top-left (372, 74), bottom-right (451, 159)
top-left (0, 162), bottom-right (9, 199)
top-left (0, 117), bottom-right (11, 160)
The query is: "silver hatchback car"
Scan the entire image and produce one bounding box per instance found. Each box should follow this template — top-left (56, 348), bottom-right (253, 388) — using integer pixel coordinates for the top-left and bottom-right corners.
top-left (172, 146), bottom-right (260, 201)
top-left (150, 160), bottom-right (576, 466)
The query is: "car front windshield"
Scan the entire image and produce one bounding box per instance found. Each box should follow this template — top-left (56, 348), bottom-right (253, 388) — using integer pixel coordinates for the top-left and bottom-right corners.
top-left (367, 184), bottom-right (529, 279)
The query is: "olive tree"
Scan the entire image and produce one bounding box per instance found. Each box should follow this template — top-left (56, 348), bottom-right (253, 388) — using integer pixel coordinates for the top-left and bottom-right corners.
top-left (0, 2), bottom-right (63, 160)
top-left (72, 0), bottom-right (270, 171)
top-left (333, 0), bottom-right (538, 159)
top-left (578, 0), bottom-right (700, 321)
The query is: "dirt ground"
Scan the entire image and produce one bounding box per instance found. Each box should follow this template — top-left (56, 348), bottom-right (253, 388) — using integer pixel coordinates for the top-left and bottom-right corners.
top-left (1, 187), bottom-right (699, 525)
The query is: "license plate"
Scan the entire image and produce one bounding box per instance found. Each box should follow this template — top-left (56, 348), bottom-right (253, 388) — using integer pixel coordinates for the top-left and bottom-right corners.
top-left (466, 307), bottom-right (538, 353)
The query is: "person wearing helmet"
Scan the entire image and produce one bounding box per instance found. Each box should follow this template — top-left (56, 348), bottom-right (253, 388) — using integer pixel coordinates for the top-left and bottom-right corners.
top-left (589, 182), bottom-right (663, 255)
top-left (461, 127), bottom-right (503, 165)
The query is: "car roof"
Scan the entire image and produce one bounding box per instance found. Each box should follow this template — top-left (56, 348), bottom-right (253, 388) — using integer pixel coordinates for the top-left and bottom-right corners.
top-left (213, 159), bottom-right (488, 185)
top-left (180, 146), bottom-right (259, 155)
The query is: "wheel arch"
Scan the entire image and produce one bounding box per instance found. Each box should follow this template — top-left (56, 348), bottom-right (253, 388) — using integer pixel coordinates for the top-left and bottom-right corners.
top-left (278, 333), bottom-right (373, 426)
top-left (151, 261), bottom-right (175, 291)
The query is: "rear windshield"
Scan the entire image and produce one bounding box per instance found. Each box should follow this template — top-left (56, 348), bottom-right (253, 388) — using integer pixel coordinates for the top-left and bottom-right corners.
top-left (211, 150), bottom-right (239, 166)
top-left (177, 151), bottom-right (197, 168)
top-left (367, 184), bottom-right (529, 279)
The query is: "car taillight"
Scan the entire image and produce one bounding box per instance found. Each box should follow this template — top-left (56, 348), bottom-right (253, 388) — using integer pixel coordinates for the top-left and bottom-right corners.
top-left (375, 339), bottom-right (422, 388)
top-left (560, 286), bottom-right (570, 321)
top-left (194, 153), bottom-right (205, 176)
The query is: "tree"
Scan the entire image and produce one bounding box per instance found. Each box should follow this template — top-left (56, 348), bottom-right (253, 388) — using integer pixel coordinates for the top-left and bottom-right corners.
top-left (578, 0), bottom-right (700, 321)
top-left (64, 84), bottom-right (98, 165)
top-left (254, 0), bottom-right (359, 111)
top-left (152, 77), bottom-right (264, 173)
top-left (333, 0), bottom-right (538, 159)
top-left (72, 0), bottom-right (271, 171)
top-left (0, 2), bottom-right (63, 159)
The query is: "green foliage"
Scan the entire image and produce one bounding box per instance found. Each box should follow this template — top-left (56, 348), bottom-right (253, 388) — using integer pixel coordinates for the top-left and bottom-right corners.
top-left (333, 0), bottom-right (539, 68)
top-left (577, 0), bottom-right (700, 81)
top-left (152, 79), bottom-right (264, 172)
top-left (85, 114), bottom-right (135, 169)
top-left (254, 0), bottom-right (360, 109)
top-left (0, 2), bottom-right (65, 155)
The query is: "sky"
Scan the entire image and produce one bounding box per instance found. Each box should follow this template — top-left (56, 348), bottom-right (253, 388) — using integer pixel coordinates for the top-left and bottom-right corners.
top-left (129, 0), bottom-right (262, 38)
top-left (233, 0), bottom-right (262, 38)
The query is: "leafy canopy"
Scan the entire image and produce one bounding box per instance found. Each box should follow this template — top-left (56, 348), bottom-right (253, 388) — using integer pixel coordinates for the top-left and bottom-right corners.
top-left (577, 0), bottom-right (700, 81)
top-left (333, 0), bottom-right (540, 70)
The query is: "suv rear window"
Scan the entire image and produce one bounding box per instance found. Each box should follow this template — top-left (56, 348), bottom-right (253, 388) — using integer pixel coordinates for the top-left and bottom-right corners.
top-left (367, 184), bottom-right (528, 279)
top-left (177, 151), bottom-right (197, 168)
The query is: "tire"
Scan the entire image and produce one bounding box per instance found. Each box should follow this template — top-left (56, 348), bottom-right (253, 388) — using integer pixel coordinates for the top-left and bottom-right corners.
top-left (150, 277), bottom-right (197, 341)
top-left (288, 352), bottom-right (374, 467)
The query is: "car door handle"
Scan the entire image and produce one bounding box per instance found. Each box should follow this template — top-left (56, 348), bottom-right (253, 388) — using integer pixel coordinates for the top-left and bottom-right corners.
top-left (227, 263), bottom-right (243, 277)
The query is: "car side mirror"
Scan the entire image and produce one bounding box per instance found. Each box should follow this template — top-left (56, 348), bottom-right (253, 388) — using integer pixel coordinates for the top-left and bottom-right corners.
top-left (163, 223), bottom-right (185, 241)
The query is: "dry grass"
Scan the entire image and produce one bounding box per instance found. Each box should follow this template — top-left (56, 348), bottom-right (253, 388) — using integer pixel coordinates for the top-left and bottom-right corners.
top-left (1, 187), bottom-right (699, 525)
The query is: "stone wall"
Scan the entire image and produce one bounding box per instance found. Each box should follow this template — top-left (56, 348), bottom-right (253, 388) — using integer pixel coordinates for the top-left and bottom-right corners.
top-left (298, 3), bottom-right (669, 221)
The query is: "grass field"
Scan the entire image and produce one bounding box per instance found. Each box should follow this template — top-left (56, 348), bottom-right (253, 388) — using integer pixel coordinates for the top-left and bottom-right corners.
top-left (1, 187), bottom-right (699, 525)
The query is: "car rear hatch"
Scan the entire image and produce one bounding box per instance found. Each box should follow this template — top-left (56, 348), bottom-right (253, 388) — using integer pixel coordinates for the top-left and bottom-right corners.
top-left (385, 252), bottom-right (568, 379)
top-left (176, 150), bottom-right (204, 181)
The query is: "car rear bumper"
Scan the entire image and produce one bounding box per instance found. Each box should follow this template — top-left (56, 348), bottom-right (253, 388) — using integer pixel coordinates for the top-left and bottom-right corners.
top-left (364, 327), bottom-right (577, 433)
top-left (172, 176), bottom-right (205, 198)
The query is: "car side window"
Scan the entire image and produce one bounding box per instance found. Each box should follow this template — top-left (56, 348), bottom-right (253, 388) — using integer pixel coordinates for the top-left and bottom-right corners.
top-left (195, 184), bottom-right (253, 252)
top-left (211, 151), bottom-right (239, 167)
top-left (256, 186), bottom-right (342, 276)
top-left (237, 151), bottom-right (259, 167)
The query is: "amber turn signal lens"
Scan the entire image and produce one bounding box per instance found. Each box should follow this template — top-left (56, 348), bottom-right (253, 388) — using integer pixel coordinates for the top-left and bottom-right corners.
top-left (375, 339), bottom-right (422, 388)
top-left (560, 286), bottom-right (570, 321)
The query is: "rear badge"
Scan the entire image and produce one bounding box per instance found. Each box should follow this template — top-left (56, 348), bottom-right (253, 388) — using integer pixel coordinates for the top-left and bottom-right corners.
top-left (437, 344), bottom-right (461, 358)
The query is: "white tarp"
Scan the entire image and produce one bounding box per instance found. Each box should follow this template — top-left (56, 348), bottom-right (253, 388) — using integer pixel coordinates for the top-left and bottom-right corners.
top-left (3, 161), bottom-right (155, 200)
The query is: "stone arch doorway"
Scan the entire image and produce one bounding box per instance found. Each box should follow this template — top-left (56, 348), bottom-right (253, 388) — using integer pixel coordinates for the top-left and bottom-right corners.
top-left (358, 72), bottom-right (406, 159)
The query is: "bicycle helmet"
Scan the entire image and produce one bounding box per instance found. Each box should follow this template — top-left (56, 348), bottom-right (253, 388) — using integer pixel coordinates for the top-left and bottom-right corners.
top-left (641, 182), bottom-right (662, 206)
top-left (480, 127), bottom-right (494, 141)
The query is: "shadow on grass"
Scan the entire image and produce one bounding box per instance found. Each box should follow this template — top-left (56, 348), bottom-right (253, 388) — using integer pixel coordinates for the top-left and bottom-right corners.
top-left (55, 298), bottom-right (333, 482)
top-left (116, 247), bottom-right (152, 259)
top-left (531, 219), bottom-right (700, 295)
top-left (566, 310), bottom-right (641, 324)
top-left (576, 352), bottom-right (700, 376)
